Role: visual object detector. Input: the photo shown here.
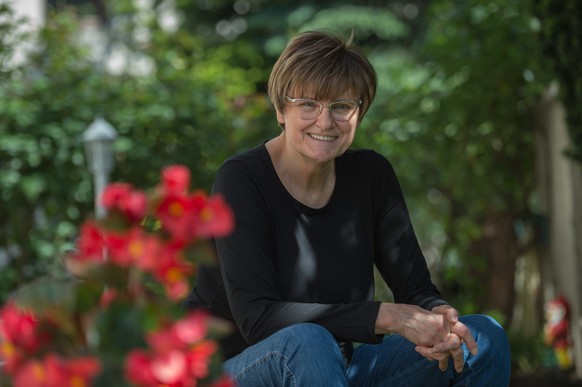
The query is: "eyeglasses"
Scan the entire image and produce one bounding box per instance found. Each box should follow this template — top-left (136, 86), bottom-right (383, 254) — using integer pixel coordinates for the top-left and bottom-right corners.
top-left (285, 96), bottom-right (362, 122)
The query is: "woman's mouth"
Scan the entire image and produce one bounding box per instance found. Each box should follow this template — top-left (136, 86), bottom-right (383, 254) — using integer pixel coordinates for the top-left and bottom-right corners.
top-left (308, 133), bottom-right (336, 141)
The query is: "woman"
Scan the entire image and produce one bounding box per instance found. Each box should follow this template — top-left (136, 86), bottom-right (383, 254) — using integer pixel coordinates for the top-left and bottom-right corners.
top-left (185, 30), bottom-right (510, 386)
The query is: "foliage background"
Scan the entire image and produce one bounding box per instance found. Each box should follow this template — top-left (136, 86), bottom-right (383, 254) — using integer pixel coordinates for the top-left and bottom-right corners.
top-left (1, 0), bottom-right (581, 374)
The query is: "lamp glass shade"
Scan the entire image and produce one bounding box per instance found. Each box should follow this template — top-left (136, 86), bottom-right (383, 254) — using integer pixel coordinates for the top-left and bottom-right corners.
top-left (82, 116), bottom-right (117, 174)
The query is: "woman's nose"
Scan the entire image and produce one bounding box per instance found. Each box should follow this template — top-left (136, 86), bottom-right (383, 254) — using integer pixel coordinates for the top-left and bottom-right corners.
top-left (315, 107), bottom-right (335, 129)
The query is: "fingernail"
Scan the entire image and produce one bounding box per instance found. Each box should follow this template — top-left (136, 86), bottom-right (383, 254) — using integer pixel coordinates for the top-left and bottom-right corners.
top-left (471, 348), bottom-right (479, 356)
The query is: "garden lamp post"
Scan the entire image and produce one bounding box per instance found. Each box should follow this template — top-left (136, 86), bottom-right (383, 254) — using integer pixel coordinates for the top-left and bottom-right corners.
top-left (83, 115), bottom-right (117, 219)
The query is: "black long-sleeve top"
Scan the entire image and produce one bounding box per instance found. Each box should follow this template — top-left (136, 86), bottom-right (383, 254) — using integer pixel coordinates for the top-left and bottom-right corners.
top-left (184, 144), bottom-right (446, 361)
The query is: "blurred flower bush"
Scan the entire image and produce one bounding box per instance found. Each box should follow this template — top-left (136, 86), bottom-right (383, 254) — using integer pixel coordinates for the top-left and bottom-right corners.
top-left (0, 165), bottom-right (235, 387)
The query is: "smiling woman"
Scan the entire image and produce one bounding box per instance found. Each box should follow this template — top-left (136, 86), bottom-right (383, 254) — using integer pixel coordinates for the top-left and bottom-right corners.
top-left (184, 29), bottom-right (511, 387)
top-left (268, 30), bottom-right (376, 131)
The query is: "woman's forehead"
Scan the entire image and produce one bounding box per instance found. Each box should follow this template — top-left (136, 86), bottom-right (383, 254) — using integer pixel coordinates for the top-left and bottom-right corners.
top-left (289, 85), bottom-right (357, 100)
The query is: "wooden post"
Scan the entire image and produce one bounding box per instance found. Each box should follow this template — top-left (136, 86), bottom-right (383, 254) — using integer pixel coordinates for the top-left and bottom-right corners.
top-left (536, 82), bottom-right (582, 377)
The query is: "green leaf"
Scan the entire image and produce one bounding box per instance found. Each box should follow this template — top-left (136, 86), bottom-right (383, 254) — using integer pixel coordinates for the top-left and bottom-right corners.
top-left (20, 174), bottom-right (47, 201)
top-left (13, 277), bottom-right (77, 314)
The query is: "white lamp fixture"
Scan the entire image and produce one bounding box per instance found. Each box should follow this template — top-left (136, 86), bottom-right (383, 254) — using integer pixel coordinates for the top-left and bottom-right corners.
top-left (82, 115), bottom-right (117, 219)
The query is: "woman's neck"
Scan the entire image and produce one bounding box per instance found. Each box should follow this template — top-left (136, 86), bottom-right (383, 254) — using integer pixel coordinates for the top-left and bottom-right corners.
top-left (265, 136), bottom-right (336, 208)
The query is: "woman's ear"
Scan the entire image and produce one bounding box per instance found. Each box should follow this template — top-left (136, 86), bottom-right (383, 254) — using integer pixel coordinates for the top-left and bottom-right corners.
top-left (276, 110), bottom-right (285, 126)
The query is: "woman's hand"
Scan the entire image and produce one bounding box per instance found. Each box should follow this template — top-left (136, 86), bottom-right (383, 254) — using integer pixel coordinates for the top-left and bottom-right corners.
top-left (415, 305), bottom-right (478, 373)
top-left (375, 303), bottom-right (478, 374)
top-left (374, 303), bottom-right (450, 347)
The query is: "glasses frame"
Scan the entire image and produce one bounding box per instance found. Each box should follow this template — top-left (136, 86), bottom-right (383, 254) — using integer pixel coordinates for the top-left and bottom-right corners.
top-left (285, 96), bottom-right (362, 122)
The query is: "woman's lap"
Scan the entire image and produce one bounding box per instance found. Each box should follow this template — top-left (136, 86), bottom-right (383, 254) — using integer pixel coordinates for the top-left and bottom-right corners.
top-left (223, 323), bottom-right (348, 386)
top-left (223, 315), bottom-right (510, 387)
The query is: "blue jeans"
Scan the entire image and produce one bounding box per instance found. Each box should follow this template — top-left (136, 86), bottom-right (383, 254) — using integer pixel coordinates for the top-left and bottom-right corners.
top-left (222, 314), bottom-right (510, 386)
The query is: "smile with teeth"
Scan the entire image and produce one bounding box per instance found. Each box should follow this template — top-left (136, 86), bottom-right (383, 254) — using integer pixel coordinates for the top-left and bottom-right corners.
top-left (309, 133), bottom-right (336, 141)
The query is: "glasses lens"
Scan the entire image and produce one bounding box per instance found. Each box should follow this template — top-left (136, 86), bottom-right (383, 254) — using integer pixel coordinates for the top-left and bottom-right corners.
top-left (330, 101), bottom-right (358, 121)
top-left (296, 100), bottom-right (321, 120)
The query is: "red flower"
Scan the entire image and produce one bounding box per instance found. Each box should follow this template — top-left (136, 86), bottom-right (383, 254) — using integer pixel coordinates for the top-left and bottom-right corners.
top-left (125, 343), bottom-right (217, 387)
top-left (12, 354), bottom-right (101, 387)
top-left (146, 311), bottom-right (209, 353)
top-left (173, 311), bottom-right (209, 346)
top-left (184, 340), bottom-right (218, 380)
top-left (156, 192), bottom-right (234, 244)
top-left (74, 221), bottom-right (106, 262)
top-left (0, 340), bottom-right (24, 373)
top-left (101, 183), bottom-right (148, 222)
top-left (101, 183), bottom-right (133, 209)
top-left (57, 355), bottom-right (101, 386)
top-left (119, 189), bottom-right (148, 222)
top-left (191, 192), bottom-right (234, 238)
top-left (152, 247), bottom-right (194, 301)
top-left (149, 349), bottom-right (189, 385)
top-left (156, 194), bottom-right (195, 243)
top-left (125, 312), bottom-right (217, 386)
top-left (12, 359), bottom-right (48, 387)
top-left (125, 348), bottom-right (195, 387)
top-left (106, 226), bottom-right (162, 270)
top-left (125, 349), bottom-right (157, 385)
top-left (162, 165), bottom-right (191, 196)
top-left (146, 326), bottom-right (179, 353)
top-left (0, 302), bottom-right (40, 352)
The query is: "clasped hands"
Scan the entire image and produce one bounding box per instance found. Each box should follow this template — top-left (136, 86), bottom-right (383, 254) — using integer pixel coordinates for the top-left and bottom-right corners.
top-left (375, 303), bottom-right (478, 373)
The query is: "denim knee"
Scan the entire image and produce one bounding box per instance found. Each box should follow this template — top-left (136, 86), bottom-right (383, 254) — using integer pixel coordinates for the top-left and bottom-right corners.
top-left (460, 314), bottom-right (511, 385)
top-left (462, 314), bottom-right (509, 356)
top-left (277, 323), bottom-right (343, 360)
top-left (224, 323), bottom-right (348, 387)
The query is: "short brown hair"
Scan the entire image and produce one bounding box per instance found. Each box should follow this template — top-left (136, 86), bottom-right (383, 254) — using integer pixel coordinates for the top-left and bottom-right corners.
top-left (268, 30), bottom-right (377, 123)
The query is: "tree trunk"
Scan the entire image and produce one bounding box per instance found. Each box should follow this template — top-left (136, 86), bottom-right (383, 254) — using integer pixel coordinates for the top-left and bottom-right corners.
top-left (476, 212), bottom-right (519, 324)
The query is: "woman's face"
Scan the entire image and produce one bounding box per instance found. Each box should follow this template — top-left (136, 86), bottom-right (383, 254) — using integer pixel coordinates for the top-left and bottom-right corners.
top-left (276, 91), bottom-right (360, 165)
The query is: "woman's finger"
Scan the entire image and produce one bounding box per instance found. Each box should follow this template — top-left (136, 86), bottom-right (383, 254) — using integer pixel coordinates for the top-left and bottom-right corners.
top-left (431, 332), bottom-right (462, 353)
top-left (450, 346), bottom-right (466, 373)
top-left (450, 321), bottom-right (478, 355)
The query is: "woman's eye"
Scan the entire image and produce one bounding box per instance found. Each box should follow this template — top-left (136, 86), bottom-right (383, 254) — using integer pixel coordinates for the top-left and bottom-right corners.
top-left (332, 103), bottom-right (352, 111)
top-left (300, 101), bottom-right (318, 109)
